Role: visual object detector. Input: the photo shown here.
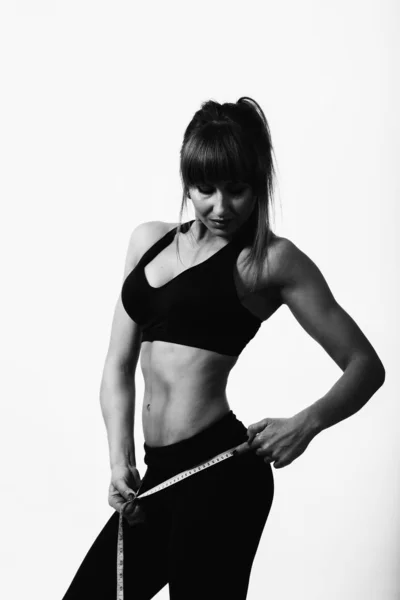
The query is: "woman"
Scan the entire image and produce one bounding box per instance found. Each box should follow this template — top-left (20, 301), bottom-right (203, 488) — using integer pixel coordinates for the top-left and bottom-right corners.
top-left (62, 97), bottom-right (385, 600)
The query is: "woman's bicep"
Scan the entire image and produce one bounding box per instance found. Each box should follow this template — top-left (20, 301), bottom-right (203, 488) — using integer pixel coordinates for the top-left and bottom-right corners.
top-left (102, 224), bottom-right (148, 376)
top-left (276, 239), bottom-right (379, 370)
top-left (104, 295), bottom-right (143, 377)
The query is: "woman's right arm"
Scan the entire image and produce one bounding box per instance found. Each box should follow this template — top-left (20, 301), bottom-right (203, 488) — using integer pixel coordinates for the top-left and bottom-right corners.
top-left (100, 362), bottom-right (138, 470)
top-left (99, 223), bottom-right (149, 506)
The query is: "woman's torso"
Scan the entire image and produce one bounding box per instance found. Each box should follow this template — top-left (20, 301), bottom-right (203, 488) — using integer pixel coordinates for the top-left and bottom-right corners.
top-left (133, 220), bottom-right (283, 446)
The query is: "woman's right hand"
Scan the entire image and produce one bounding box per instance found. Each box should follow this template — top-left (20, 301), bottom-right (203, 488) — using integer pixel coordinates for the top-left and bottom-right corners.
top-left (108, 464), bottom-right (142, 513)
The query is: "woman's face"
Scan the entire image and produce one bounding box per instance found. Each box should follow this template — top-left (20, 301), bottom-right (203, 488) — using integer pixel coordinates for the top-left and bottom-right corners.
top-left (187, 180), bottom-right (255, 236)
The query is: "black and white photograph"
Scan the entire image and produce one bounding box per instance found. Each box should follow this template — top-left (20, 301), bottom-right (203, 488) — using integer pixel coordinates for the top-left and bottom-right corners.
top-left (0, 1), bottom-right (397, 599)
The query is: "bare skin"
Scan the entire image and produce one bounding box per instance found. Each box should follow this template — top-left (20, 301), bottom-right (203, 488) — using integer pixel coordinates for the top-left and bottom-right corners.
top-left (108, 180), bottom-right (383, 514)
top-left (133, 181), bottom-right (383, 457)
top-left (108, 203), bottom-right (384, 508)
top-left (139, 217), bottom-right (282, 446)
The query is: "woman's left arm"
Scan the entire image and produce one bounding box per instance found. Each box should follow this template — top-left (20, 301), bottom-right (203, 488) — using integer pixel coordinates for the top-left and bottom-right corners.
top-left (241, 238), bottom-right (386, 468)
top-left (276, 238), bottom-right (385, 434)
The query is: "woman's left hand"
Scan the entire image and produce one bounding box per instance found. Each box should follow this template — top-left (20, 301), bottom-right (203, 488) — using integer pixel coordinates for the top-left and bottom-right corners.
top-left (235, 414), bottom-right (317, 469)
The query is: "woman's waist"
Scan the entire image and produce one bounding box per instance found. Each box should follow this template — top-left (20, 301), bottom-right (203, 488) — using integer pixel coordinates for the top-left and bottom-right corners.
top-left (142, 408), bottom-right (249, 474)
top-left (140, 341), bottom-right (237, 380)
top-left (142, 391), bottom-right (230, 446)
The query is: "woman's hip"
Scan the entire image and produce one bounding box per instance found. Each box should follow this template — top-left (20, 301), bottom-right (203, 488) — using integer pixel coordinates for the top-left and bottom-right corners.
top-left (139, 410), bottom-right (273, 498)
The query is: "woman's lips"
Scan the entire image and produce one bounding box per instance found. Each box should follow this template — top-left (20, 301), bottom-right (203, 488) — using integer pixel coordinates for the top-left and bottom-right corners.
top-left (211, 219), bottom-right (232, 227)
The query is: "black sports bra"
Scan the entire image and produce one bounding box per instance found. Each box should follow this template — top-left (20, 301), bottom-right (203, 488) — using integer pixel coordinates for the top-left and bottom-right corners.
top-left (121, 220), bottom-right (262, 357)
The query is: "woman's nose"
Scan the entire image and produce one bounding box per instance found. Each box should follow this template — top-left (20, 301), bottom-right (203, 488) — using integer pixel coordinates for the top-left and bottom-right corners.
top-left (213, 188), bottom-right (232, 205)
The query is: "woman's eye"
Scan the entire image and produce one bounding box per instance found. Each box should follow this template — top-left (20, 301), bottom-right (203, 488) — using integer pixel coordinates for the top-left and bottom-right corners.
top-left (196, 184), bottom-right (248, 195)
top-left (197, 186), bottom-right (213, 194)
top-left (226, 186), bottom-right (247, 195)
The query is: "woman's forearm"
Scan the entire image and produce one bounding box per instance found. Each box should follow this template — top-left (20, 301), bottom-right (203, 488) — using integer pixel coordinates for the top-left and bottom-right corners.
top-left (100, 363), bottom-right (137, 469)
top-left (294, 355), bottom-right (385, 434)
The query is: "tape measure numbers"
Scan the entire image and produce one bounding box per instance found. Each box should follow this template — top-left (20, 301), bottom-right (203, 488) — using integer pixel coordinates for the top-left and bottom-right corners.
top-left (116, 444), bottom-right (238, 600)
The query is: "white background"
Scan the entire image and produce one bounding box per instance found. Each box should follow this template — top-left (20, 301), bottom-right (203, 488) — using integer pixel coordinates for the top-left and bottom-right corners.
top-left (0, 1), bottom-right (398, 599)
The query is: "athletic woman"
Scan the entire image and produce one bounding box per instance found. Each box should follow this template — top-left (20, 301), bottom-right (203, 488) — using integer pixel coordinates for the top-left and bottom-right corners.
top-left (62, 97), bottom-right (385, 599)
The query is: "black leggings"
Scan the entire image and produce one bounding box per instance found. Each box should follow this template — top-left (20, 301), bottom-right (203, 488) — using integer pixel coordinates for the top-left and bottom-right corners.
top-left (62, 410), bottom-right (274, 599)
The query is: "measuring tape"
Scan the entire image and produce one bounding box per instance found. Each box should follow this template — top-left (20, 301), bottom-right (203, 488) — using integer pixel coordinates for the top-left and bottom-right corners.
top-left (116, 444), bottom-right (239, 600)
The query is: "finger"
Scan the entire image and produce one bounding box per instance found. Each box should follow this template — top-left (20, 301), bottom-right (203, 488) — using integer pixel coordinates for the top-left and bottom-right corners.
top-left (247, 419), bottom-right (269, 443)
top-left (248, 431), bottom-right (265, 450)
top-left (273, 458), bottom-right (291, 469)
top-left (272, 461), bottom-right (284, 469)
top-left (109, 496), bottom-right (128, 513)
top-left (109, 487), bottom-right (138, 513)
top-left (247, 417), bottom-right (269, 433)
top-left (121, 486), bottom-right (138, 501)
top-left (129, 467), bottom-right (142, 488)
top-left (263, 455), bottom-right (275, 464)
top-left (232, 441), bottom-right (252, 456)
top-left (111, 480), bottom-right (138, 502)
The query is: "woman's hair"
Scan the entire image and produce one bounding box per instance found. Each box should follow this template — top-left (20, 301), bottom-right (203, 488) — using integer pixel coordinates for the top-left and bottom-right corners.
top-left (175, 96), bottom-right (278, 294)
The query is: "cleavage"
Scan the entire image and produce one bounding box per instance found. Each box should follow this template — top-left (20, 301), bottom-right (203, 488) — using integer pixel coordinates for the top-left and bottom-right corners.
top-left (143, 237), bottom-right (231, 289)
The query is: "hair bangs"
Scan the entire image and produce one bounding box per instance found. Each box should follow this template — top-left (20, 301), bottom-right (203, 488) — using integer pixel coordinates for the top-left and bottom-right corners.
top-left (177, 97), bottom-right (277, 293)
top-left (181, 122), bottom-right (255, 189)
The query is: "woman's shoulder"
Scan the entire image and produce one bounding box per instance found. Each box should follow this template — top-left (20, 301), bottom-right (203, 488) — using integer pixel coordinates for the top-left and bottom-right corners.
top-left (126, 220), bottom-right (180, 264)
top-left (268, 232), bottom-right (296, 262)
top-left (133, 220), bottom-right (175, 235)
top-left (239, 231), bottom-right (297, 289)
top-left (266, 233), bottom-right (316, 288)
top-left (132, 220), bottom-right (177, 246)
